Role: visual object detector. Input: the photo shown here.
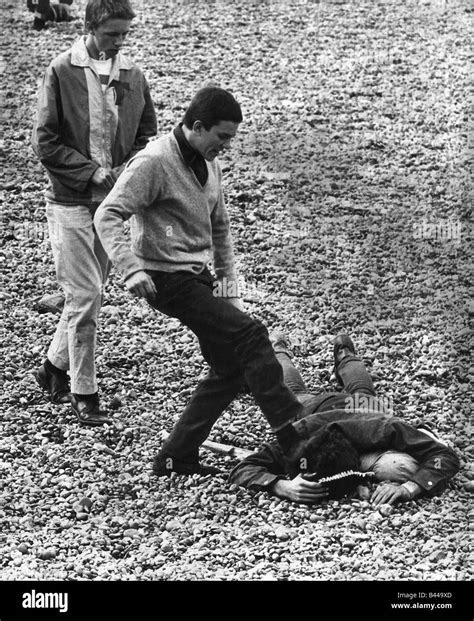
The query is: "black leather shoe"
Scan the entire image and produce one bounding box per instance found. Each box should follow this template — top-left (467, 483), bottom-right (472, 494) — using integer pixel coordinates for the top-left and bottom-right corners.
top-left (34, 364), bottom-right (71, 404)
top-left (333, 334), bottom-right (356, 385)
top-left (70, 394), bottom-right (112, 426)
top-left (152, 454), bottom-right (221, 477)
top-left (32, 17), bottom-right (47, 30)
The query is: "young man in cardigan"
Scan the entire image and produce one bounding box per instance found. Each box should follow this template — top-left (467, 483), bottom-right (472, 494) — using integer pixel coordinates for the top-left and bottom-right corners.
top-left (94, 87), bottom-right (306, 475)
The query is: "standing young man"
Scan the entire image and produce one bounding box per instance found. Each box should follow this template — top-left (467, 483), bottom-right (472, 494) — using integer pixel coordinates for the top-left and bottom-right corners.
top-left (94, 87), bottom-right (305, 474)
top-left (32, 0), bottom-right (157, 426)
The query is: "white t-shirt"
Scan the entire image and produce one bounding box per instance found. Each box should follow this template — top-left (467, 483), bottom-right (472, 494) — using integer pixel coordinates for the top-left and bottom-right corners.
top-left (90, 57), bottom-right (112, 92)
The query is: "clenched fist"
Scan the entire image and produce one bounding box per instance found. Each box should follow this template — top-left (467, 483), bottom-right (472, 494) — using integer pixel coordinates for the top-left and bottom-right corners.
top-left (91, 167), bottom-right (116, 191)
top-left (125, 270), bottom-right (157, 300)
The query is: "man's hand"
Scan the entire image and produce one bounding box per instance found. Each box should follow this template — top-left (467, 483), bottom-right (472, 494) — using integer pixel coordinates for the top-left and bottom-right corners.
top-left (125, 271), bottom-right (157, 300)
top-left (91, 167), bottom-right (116, 191)
top-left (271, 475), bottom-right (329, 504)
top-left (226, 297), bottom-right (244, 312)
top-left (371, 481), bottom-right (411, 506)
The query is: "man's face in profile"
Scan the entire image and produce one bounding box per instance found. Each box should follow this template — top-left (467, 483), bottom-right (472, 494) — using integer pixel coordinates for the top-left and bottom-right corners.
top-left (193, 120), bottom-right (239, 161)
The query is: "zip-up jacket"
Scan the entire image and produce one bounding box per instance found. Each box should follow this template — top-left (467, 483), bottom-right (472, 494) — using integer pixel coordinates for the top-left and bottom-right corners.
top-left (32, 37), bottom-right (157, 207)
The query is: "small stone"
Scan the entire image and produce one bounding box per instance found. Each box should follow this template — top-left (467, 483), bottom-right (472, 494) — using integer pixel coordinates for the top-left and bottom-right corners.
top-left (342, 539), bottom-right (356, 549)
top-left (379, 504), bottom-right (393, 517)
top-left (160, 541), bottom-right (173, 552)
top-left (37, 548), bottom-right (57, 560)
top-left (109, 396), bottom-right (122, 410)
top-left (78, 497), bottom-right (93, 511)
top-left (18, 543), bottom-right (29, 554)
top-left (464, 481), bottom-right (474, 493)
top-left (429, 549), bottom-right (447, 562)
top-left (76, 512), bottom-right (89, 521)
top-left (101, 305), bottom-right (120, 317)
top-left (123, 528), bottom-right (140, 539)
top-left (368, 511), bottom-right (383, 523)
top-left (165, 519), bottom-right (181, 532)
top-left (354, 518), bottom-right (367, 531)
top-left (274, 525), bottom-right (289, 540)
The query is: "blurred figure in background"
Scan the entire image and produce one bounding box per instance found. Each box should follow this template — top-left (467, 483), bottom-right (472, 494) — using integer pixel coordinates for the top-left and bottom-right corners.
top-left (27, 0), bottom-right (74, 31)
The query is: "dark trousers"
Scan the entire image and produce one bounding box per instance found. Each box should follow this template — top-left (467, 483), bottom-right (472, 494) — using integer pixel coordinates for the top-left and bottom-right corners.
top-left (147, 268), bottom-right (302, 461)
top-left (274, 347), bottom-right (377, 418)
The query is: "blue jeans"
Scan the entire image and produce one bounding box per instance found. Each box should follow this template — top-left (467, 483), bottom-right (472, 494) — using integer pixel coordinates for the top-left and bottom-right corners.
top-left (147, 268), bottom-right (303, 461)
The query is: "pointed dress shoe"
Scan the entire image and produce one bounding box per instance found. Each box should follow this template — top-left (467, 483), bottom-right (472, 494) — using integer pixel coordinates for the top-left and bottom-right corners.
top-left (70, 394), bottom-right (112, 427)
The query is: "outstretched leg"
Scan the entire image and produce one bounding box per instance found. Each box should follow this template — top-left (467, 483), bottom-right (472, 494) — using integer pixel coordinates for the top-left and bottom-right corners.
top-left (270, 333), bottom-right (310, 396)
top-left (333, 334), bottom-right (376, 396)
top-left (158, 332), bottom-right (245, 465)
top-left (147, 270), bottom-right (303, 433)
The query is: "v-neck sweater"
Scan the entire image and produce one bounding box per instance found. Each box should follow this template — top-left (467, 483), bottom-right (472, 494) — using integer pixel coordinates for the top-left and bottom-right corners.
top-left (94, 131), bottom-right (238, 285)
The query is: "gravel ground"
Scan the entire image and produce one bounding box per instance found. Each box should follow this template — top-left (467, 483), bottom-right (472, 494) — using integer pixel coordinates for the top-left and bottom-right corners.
top-left (1, 0), bottom-right (472, 583)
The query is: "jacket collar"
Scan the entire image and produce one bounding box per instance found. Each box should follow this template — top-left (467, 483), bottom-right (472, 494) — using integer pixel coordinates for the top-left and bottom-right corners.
top-left (70, 37), bottom-right (134, 70)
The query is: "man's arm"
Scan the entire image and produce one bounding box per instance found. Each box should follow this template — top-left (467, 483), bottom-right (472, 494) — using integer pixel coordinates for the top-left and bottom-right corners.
top-left (329, 418), bottom-right (460, 498)
top-left (32, 64), bottom-right (101, 193)
top-left (228, 443), bottom-right (286, 492)
top-left (94, 150), bottom-right (162, 293)
top-left (228, 443), bottom-right (329, 504)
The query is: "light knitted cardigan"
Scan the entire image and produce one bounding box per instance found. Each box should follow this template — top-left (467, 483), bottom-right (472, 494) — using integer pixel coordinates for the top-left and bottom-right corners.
top-left (94, 131), bottom-right (238, 286)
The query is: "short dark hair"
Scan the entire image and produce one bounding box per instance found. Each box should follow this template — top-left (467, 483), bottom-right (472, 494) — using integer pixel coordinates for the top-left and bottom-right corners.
top-left (301, 429), bottom-right (362, 499)
top-left (85, 0), bottom-right (135, 30)
top-left (183, 87), bottom-right (243, 131)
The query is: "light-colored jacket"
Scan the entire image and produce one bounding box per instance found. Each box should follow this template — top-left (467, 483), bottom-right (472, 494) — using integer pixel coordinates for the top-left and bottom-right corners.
top-left (32, 37), bottom-right (157, 206)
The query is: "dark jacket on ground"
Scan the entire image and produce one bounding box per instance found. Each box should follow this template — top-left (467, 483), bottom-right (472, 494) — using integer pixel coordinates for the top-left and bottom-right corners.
top-left (229, 410), bottom-right (460, 498)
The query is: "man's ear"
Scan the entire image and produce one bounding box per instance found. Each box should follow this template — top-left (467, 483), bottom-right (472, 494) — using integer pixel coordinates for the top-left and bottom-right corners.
top-left (85, 21), bottom-right (94, 33)
top-left (192, 120), bottom-right (204, 134)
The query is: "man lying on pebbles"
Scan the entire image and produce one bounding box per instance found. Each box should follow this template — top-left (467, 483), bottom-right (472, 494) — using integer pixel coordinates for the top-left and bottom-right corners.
top-left (229, 333), bottom-right (460, 506)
